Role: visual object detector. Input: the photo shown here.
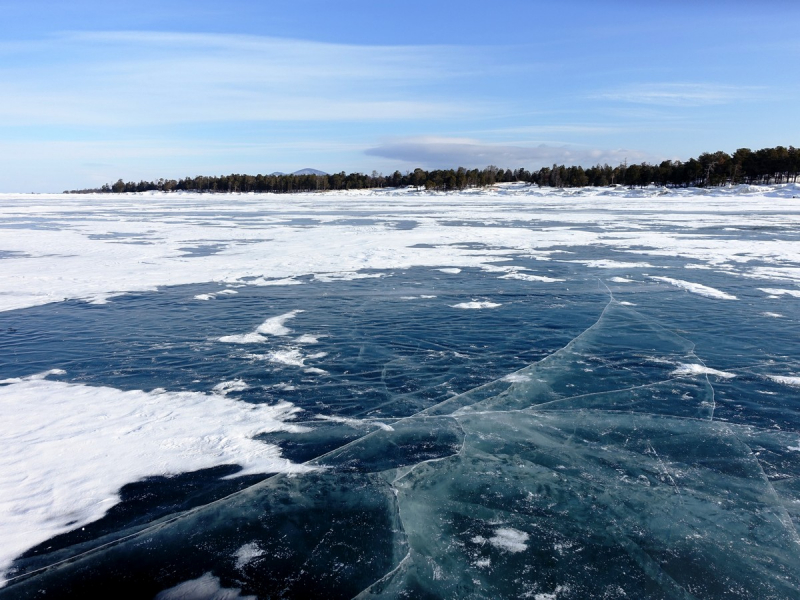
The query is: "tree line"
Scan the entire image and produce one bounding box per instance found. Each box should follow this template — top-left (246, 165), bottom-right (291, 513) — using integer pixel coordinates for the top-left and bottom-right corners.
top-left (66, 145), bottom-right (799, 194)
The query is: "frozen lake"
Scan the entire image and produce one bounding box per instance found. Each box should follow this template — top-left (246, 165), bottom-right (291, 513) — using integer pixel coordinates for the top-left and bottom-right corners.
top-left (1, 184), bottom-right (799, 598)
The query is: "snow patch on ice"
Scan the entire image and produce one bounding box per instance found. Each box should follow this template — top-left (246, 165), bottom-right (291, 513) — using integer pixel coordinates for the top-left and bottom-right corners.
top-left (314, 272), bottom-right (382, 282)
top-left (651, 276), bottom-right (737, 300)
top-left (571, 260), bottom-right (653, 269)
top-left (155, 573), bottom-right (255, 600)
top-left (218, 332), bottom-right (268, 344)
top-left (234, 542), bottom-right (265, 570)
top-left (304, 367), bottom-right (328, 375)
top-left (399, 294), bottom-right (438, 300)
top-left (488, 527), bottom-right (529, 553)
top-left (316, 414), bottom-right (394, 431)
top-left (0, 368), bottom-right (66, 384)
top-left (499, 272), bottom-right (564, 283)
top-left (256, 310), bottom-right (304, 336)
top-left (759, 288), bottom-right (800, 298)
top-left (768, 375), bottom-right (800, 387)
top-left (451, 301), bottom-right (501, 309)
top-left (267, 349), bottom-right (306, 367)
top-left (0, 377), bottom-right (311, 585)
top-left (219, 310), bottom-right (303, 343)
top-left (534, 585), bottom-right (570, 600)
top-left (503, 373), bottom-right (532, 383)
top-left (212, 379), bottom-right (249, 395)
top-left (250, 277), bottom-right (303, 287)
top-left (671, 364), bottom-right (736, 379)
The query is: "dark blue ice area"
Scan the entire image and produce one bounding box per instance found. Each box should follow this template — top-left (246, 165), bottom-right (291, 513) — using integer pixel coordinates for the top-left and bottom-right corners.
top-left (1, 255), bottom-right (799, 599)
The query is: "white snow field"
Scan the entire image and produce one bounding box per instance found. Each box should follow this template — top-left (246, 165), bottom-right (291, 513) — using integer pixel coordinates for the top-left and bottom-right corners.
top-left (0, 372), bottom-right (312, 585)
top-left (0, 183), bottom-right (799, 313)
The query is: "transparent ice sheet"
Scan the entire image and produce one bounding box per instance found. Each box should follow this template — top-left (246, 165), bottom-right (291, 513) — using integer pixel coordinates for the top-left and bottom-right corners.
top-left (4, 298), bottom-right (798, 599)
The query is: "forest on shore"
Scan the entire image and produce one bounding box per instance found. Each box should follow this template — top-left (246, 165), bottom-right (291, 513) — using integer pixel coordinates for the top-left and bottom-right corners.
top-left (66, 145), bottom-right (799, 194)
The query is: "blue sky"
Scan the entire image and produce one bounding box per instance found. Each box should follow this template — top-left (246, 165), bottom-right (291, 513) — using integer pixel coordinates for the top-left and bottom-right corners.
top-left (1, 0), bottom-right (798, 191)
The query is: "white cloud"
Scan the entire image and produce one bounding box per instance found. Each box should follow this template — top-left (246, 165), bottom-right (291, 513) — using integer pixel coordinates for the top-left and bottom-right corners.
top-left (365, 136), bottom-right (645, 169)
top-left (0, 32), bottom-right (486, 126)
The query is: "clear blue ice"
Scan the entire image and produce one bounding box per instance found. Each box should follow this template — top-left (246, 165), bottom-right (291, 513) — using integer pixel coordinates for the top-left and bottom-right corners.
top-left (1, 243), bottom-right (799, 599)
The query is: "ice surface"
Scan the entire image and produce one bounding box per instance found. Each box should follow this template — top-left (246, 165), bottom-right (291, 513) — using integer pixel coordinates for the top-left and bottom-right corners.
top-left (0, 372), bottom-right (311, 585)
top-left (0, 185), bottom-right (799, 312)
top-left (1, 186), bottom-right (800, 597)
top-left (5, 295), bottom-right (797, 598)
top-left (502, 373), bottom-right (532, 383)
top-left (317, 414), bottom-right (395, 432)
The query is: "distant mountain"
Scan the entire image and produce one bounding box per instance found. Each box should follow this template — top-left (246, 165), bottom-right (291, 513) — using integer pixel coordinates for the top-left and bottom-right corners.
top-left (268, 168), bottom-right (327, 177)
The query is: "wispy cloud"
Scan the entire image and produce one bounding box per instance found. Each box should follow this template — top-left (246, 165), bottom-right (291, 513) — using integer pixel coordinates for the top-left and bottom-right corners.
top-left (0, 31), bottom-right (491, 127)
top-left (365, 137), bottom-right (646, 169)
top-left (596, 82), bottom-right (765, 107)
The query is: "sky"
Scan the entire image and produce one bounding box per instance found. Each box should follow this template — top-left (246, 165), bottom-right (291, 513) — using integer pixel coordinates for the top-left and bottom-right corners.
top-left (1, 0), bottom-right (799, 192)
